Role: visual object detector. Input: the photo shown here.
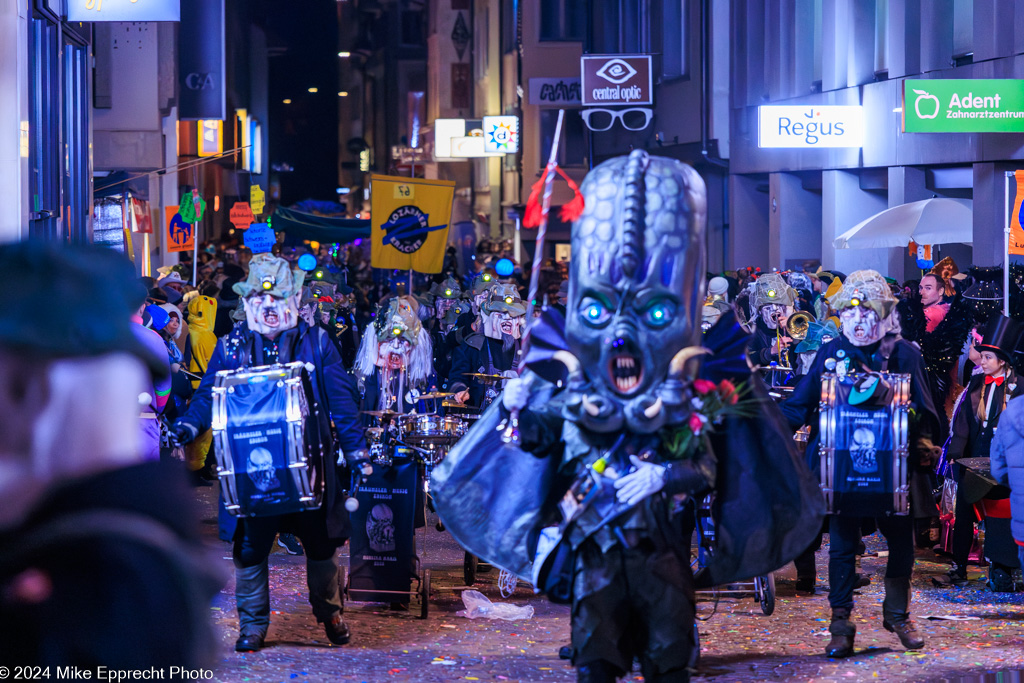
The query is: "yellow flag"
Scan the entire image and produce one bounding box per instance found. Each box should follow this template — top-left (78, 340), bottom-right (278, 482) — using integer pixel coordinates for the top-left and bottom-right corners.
top-left (370, 174), bottom-right (455, 273)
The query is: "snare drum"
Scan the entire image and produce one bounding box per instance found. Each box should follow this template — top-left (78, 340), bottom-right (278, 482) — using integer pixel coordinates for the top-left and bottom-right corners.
top-left (212, 362), bottom-right (324, 517)
top-left (818, 372), bottom-right (911, 517)
top-left (399, 414), bottom-right (466, 444)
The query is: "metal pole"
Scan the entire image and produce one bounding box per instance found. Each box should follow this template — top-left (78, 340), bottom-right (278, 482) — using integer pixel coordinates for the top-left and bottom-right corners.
top-left (524, 109), bottom-right (565, 322)
top-left (1006, 172), bottom-right (1012, 318)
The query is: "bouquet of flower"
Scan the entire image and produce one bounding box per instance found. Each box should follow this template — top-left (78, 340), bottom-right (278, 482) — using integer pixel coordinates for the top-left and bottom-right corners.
top-left (662, 378), bottom-right (758, 460)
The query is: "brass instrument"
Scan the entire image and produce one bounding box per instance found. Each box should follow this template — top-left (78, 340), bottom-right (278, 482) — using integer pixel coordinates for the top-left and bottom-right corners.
top-left (786, 311), bottom-right (814, 341)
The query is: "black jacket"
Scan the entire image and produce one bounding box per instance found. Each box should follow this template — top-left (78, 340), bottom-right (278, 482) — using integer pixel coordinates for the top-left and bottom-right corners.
top-left (946, 373), bottom-right (1011, 462)
top-left (448, 333), bottom-right (520, 406)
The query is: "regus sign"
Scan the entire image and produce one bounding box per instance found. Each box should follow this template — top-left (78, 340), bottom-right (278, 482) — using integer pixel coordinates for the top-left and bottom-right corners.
top-left (904, 79), bottom-right (1024, 133)
top-left (68, 0), bottom-right (180, 21)
top-left (758, 106), bottom-right (864, 148)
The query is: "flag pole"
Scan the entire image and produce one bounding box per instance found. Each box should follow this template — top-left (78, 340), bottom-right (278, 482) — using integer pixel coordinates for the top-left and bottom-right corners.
top-left (502, 109), bottom-right (565, 445)
top-left (1006, 172), bottom-right (1012, 318)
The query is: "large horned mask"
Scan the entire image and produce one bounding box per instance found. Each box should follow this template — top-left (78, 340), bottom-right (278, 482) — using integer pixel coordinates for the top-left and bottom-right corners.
top-left (565, 150), bottom-right (707, 433)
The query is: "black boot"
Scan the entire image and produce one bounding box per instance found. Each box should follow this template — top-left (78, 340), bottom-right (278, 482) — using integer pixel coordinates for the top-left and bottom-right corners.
top-left (576, 660), bottom-right (621, 683)
top-left (882, 577), bottom-right (924, 650)
top-left (234, 563), bottom-right (270, 653)
top-left (826, 608), bottom-right (856, 658)
top-left (321, 610), bottom-right (351, 645)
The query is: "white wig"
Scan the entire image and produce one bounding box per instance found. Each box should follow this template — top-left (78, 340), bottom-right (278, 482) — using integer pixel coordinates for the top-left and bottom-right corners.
top-left (354, 327), bottom-right (434, 386)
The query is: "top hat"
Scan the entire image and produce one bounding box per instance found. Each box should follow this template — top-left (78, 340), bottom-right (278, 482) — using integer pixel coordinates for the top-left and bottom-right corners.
top-left (976, 314), bottom-right (1023, 363)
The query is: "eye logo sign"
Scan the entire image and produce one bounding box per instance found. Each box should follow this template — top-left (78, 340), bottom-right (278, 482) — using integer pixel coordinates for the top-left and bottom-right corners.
top-left (912, 89), bottom-right (940, 119)
top-left (596, 59), bottom-right (637, 85)
top-left (381, 205), bottom-right (447, 254)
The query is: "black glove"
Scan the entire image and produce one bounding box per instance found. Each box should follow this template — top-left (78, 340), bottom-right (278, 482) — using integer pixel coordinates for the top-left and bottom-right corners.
top-left (340, 447), bottom-right (373, 476)
top-left (169, 420), bottom-right (199, 447)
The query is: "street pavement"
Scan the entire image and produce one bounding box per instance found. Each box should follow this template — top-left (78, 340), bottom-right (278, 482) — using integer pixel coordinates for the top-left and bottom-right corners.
top-left (194, 487), bottom-right (1024, 683)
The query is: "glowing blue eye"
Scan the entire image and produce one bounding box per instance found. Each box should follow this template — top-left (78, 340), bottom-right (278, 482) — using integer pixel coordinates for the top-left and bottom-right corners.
top-left (645, 302), bottom-right (674, 327)
top-left (580, 298), bottom-right (610, 327)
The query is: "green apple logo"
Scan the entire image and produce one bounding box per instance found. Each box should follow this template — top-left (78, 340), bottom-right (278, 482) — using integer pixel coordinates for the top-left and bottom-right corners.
top-left (913, 89), bottom-right (940, 119)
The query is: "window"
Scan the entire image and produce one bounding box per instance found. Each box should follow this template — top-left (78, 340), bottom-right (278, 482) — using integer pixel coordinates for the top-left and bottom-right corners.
top-left (874, 0), bottom-right (888, 75)
top-left (952, 0), bottom-right (973, 59)
top-left (540, 109), bottom-right (586, 167)
top-left (28, 17), bottom-right (61, 239)
top-left (539, 0), bottom-right (586, 42)
top-left (63, 41), bottom-right (91, 243)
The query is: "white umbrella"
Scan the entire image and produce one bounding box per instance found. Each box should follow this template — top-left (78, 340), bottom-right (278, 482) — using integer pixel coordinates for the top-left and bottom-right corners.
top-left (832, 198), bottom-right (973, 249)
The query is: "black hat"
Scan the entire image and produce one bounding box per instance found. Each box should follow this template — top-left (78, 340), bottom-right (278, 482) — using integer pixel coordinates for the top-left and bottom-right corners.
top-left (977, 314), bottom-right (1023, 363)
top-left (219, 279), bottom-right (240, 303)
top-left (0, 240), bottom-right (166, 375)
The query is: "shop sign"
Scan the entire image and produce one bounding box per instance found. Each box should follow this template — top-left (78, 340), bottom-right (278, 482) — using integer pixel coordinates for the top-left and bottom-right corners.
top-left (903, 79), bottom-right (1024, 133)
top-left (581, 55), bottom-right (653, 106)
top-left (250, 185), bottom-right (266, 215)
top-left (197, 120), bottom-right (223, 157)
top-left (68, 0), bottom-right (180, 21)
top-left (178, 0), bottom-right (225, 120)
top-left (165, 206), bottom-right (194, 253)
top-left (758, 105), bottom-right (864, 148)
top-left (482, 115), bottom-right (519, 154)
top-left (529, 78), bottom-right (582, 106)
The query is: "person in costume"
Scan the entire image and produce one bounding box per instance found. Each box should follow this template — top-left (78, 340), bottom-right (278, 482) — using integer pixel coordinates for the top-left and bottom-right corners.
top-left (354, 295), bottom-right (434, 415)
top-left (448, 284), bottom-right (526, 407)
top-left (782, 270), bottom-right (943, 657)
top-left (746, 272), bottom-right (797, 368)
top-left (170, 253), bottom-right (368, 653)
top-left (0, 241), bottom-right (224, 668)
top-left (183, 293), bottom-right (218, 476)
top-left (425, 275), bottom-right (468, 389)
top-left (941, 315), bottom-right (1023, 589)
top-left (434, 151), bottom-right (824, 683)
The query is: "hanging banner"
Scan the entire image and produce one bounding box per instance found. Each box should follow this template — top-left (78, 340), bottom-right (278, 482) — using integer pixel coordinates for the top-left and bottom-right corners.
top-left (178, 0), bottom-right (225, 120)
top-left (165, 206), bottom-right (194, 253)
top-left (370, 174), bottom-right (455, 273)
top-left (250, 185), bottom-right (266, 215)
top-left (1009, 170), bottom-right (1024, 256)
top-left (229, 202), bottom-right (255, 230)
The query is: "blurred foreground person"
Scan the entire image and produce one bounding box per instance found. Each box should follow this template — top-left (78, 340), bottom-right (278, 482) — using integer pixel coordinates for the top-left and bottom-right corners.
top-left (0, 241), bottom-right (224, 667)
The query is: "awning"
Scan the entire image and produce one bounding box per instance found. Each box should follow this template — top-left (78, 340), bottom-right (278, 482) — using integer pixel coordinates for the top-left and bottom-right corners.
top-left (270, 205), bottom-right (371, 243)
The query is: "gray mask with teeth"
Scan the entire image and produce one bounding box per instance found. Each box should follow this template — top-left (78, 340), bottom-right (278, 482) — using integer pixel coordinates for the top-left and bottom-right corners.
top-left (562, 150), bottom-right (707, 434)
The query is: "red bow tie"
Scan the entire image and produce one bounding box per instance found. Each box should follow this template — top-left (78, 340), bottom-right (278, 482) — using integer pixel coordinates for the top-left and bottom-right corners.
top-left (986, 375), bottom-right (1005, 386)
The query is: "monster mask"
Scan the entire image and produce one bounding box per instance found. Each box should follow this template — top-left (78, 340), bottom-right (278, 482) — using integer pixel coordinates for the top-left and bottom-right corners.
top-left (830, 270), bottom-right (896, 347)
top-left (234, 253), bottom-right (305, 338)
top-left (564, 150), bottom-right (707, 433)
top-left (482, 284), bottom-right (526, 340)
top-left (354, 296), bottom-right (433, 384)
top-left (430, 275), bottom-right (463, 322)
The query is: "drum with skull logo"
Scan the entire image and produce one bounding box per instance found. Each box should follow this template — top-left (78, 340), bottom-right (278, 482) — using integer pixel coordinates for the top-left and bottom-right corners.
top-left (818, 372), bottom-right (911, 517)
top-left (211, 362), bottom-right (325, 517)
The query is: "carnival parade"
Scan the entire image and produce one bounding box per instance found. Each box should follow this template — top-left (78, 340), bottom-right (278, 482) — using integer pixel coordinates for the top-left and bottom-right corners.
top-left (7, 2), bottom-right (1024, 682)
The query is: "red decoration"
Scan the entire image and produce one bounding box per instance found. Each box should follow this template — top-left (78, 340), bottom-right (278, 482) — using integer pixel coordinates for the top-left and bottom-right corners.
top-left (523, 164), bottom-right (585, 228)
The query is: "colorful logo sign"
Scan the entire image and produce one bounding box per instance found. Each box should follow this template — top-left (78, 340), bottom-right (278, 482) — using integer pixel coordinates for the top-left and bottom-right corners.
top-left (903, 79), bottom-right (1024, 133)
top-left (482, 115), bottom-right (519, 154)
top-left (758, 106), bottom-right (864, 148)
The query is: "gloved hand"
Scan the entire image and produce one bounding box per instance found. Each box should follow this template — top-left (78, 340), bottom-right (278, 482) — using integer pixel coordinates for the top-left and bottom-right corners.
top-left (613, 455), bottom-right (667, 507)
top-left (168, 420), bottom-right (198, 447)
top-left (502, 377), bottom-right (531, 412)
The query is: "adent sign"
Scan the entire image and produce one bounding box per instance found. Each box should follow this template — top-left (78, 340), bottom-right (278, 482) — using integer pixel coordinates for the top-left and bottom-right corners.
top-left (903, 79), bottom-right (1024, 133)
top-left (758, 106), bottom-right (864, 148)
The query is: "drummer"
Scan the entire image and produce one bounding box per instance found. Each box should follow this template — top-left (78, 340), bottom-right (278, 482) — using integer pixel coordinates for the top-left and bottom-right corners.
top-left (781, 270), bottom-right (943, 658)
top-left (354, 295), bottom-right (436, 417)
top-left (448, 284), bottom-right (526, 407)
top-left (941, 314), bottom-right (1023, 589)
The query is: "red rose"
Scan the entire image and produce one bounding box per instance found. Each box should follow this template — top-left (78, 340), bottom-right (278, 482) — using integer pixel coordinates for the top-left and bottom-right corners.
top-left (688, 413), bottom-right (703, 434)
top-left (719, 379), bottom-right (739, 405)
top-left (693, 379), bottom-right (716, 395)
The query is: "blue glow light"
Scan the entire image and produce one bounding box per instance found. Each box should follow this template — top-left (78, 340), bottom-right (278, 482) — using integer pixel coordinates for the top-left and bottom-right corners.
top-left (298, 254), bottom-right (318, 271)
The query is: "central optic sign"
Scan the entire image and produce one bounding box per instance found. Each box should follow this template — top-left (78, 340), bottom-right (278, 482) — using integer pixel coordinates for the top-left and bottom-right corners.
top-left (758, 106), bottom-right (864, 148)
top-left (581, 55), bottom-right (653, 107)
top-left (903, 79), bottom-right (1024, 133)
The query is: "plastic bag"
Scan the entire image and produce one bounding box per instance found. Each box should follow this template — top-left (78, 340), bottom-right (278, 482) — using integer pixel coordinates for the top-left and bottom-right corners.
top-left (456, 589), bottom-right (534, 621)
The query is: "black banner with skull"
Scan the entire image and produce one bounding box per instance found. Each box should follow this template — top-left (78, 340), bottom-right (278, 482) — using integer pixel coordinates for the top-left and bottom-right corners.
top-left (348, 455), bottom-right (418, 601)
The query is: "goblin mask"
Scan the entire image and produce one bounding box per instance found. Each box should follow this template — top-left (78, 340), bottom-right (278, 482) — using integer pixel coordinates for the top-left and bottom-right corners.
top-left (565, 150), bottom-right (707, 433)
top-left (839, 306), bottom-right (883, 346)
top-left (244, 292), bottom-right (300, 337)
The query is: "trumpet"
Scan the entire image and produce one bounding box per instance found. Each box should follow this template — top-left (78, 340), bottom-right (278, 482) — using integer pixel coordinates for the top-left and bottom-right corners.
top-left (786, 311), bottom-right (814, 341)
